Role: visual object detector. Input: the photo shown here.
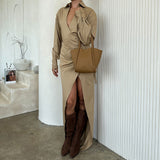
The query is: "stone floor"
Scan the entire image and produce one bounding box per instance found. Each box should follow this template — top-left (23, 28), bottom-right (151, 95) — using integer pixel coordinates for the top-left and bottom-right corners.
top-left (0, 111), bottom-right (125, 160)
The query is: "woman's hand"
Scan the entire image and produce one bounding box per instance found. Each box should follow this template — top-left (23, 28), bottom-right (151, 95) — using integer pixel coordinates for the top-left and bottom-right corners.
top-left (52, 68), bottom-right (58, 77)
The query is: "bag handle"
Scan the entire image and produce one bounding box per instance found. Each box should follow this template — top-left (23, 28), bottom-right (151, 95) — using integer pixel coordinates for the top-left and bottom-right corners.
top-left (78, 34), bottom-right (94, 48)
top-left (76, 35), bottom-right (96, 68)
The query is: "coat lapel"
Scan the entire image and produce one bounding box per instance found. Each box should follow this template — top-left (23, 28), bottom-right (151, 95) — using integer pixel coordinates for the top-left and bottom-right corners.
top-left (64, 1), bottom-right (90, 33)
top-left (64, 7), bottom-right (77, 33)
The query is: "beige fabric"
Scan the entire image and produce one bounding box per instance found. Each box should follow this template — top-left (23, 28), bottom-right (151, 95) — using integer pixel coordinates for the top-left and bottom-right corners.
top-left (52, 0), bottom-right (97, 151)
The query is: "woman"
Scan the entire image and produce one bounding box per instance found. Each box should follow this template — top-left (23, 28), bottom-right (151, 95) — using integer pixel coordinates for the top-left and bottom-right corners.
top-left (7, 71), bottom-right (16, 81)
top-left (52, 0), bottom-right (97, 158)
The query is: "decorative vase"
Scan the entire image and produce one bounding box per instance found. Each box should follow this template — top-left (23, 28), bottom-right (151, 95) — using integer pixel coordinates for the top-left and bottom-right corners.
top-left (13, 59), bottom-right (31, 71)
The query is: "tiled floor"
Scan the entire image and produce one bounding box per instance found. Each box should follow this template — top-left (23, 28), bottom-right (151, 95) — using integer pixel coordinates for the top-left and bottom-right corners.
top-left (0, 111), bottom-right (125, 160)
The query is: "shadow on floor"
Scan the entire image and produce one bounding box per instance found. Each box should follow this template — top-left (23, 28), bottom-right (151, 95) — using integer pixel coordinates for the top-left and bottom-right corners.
top-left (0, 111), bottom-right (125, 160)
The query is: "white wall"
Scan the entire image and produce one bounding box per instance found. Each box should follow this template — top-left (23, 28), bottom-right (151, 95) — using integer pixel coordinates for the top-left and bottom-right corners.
top-left (0, 0), bottom-right (39, 80)
top-left (97, 0), bottom-right (160, 160)
top-left (38, 0), bottom-right (64, 126)
top-left (0, 2), bottom-right (2, 76)
top-left (23, 0), bottom-right (39, 69)
top-left (38, 0), bottom-right (99, 139)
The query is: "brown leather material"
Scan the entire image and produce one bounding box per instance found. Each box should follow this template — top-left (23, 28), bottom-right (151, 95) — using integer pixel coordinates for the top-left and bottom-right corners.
top-left (70, 35), bottom-right (102, 73)
top-left (61, 107), bottom-right (77, 156)
top-left (70, 109), bottom-right (88, 158)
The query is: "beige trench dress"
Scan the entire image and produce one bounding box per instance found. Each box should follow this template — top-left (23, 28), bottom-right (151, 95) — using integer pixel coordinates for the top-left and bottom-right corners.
top-left (52, 1), bottom-right (97, 151)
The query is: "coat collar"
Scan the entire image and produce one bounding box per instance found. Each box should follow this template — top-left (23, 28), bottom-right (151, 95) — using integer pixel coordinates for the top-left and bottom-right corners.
top-left (65, 1), bottom-right (86, 8)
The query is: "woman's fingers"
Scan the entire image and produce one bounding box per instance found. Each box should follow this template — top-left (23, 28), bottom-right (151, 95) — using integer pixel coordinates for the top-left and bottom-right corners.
top-left (52, 68), bottom-right (58, 77)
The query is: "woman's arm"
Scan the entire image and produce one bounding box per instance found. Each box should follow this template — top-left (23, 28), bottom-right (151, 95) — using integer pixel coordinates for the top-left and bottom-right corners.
top-left (52, 12), bottom-right (62, 70)
top-left (75, 9), bottom-right (97, 46)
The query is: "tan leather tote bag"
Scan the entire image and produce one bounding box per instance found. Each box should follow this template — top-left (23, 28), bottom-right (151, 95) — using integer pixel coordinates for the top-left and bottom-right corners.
top-left (70, 35), bottom-right (102, 73)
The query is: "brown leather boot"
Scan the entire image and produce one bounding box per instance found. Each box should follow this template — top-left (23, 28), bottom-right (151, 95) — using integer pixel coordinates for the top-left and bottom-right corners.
top-left (61, 109), bottom-right (76, 156)
top-left (70, 109), bottom-right (88, 158)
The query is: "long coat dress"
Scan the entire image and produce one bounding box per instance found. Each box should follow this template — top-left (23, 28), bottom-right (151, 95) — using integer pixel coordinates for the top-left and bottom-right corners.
top-left (52, 1), bottom-right (97, 151)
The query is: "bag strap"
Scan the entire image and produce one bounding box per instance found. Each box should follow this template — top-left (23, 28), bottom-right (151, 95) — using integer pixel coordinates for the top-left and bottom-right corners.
top-left (78, 34), bottom-right (94, 48)
top-left (76, 35), bottom-right (96, 68)
top-left (91, 35), bottom-right (95, 68)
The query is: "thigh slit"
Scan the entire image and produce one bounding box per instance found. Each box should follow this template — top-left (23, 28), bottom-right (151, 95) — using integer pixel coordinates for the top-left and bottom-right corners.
top-left (64, 74), bottom-right (79, 118)
top-left (76, 76), bottom-right (86, 110)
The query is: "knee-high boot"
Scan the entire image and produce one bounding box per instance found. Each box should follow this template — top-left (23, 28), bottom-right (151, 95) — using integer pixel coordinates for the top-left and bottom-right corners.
top-left (70, 109), bottom-right (88, 158)
top-left (61, 107), bottom-right (76, 156)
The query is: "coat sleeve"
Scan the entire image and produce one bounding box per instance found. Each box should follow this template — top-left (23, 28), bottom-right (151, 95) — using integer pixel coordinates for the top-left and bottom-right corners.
top-left (75, 9), bottom-right (97, 46)
top-left (52, 12), bottom-right (62, 70)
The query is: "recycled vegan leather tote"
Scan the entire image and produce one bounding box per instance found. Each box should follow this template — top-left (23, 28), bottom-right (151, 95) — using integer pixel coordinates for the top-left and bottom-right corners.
top-left (70, 35), bottom-right (102, 73)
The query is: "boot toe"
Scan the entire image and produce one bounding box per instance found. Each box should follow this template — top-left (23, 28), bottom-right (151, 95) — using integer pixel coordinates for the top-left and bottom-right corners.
top-left (70, 144), bottom-right (80, 158)
top-left (61, 144), bottom-right (70, 156)
top-left (70, 149), bottom-right (79, 158)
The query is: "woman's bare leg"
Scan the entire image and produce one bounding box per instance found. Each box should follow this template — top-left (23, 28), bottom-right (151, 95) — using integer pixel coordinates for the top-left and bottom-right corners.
top-left (76, 76), bottom-right (86, 110)
top-left (66, 79), bottom-right (77, 115)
